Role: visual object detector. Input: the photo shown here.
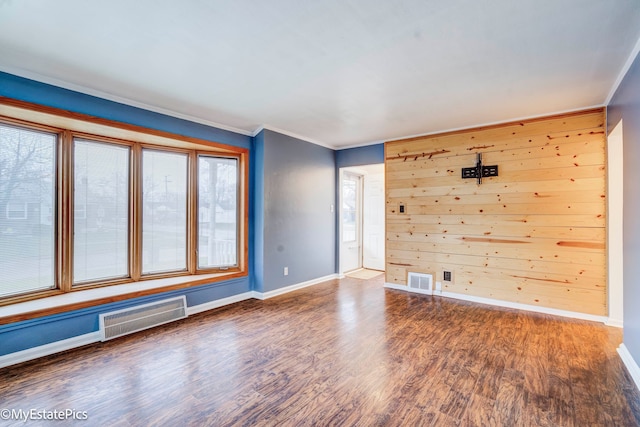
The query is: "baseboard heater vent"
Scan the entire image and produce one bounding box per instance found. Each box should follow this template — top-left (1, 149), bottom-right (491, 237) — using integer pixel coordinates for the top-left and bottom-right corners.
top-left (99, 296), bottom-right (188, 341)
top-left (407, 272), bottom-right (433, 295)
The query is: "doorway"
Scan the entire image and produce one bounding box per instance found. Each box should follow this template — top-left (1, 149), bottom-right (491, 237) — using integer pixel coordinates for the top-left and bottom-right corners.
top-left (339, 164), bottom-right (385, 276)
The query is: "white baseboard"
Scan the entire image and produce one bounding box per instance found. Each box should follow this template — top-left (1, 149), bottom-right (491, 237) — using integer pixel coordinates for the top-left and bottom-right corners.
top-left (384, 283), bottom-right (608, 324)
top-left (618, 343), bottom-right (640, 392)
top-left (186, 291), bottom-right (254, 316)
top-left (0, 274), bottom-right (340, 369)
top-left (253, 274), bottom-right (339, 300)
top-left (0, 332), bottom-right (101, 369)
top-left (441, 291), bottom-right (609, 323)
top-left (385, 282), bottom-right (435, 296)
top-left (606, 318), bottom-right (624, 328)
top-left (384, 283), bottom-right (408, 292)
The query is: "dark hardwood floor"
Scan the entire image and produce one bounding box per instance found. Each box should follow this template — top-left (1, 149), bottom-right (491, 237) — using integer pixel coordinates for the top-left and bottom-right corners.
top-left (1, 275), bottom-right (639, 426)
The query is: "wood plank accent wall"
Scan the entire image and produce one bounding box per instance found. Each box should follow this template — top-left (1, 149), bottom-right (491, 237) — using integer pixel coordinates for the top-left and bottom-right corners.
top-left (385, 109), bottom-right (607, 316)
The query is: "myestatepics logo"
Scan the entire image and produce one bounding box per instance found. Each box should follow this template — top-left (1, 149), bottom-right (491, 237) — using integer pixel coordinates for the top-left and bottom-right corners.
top-left (0, 408), bottom-right (88, 422)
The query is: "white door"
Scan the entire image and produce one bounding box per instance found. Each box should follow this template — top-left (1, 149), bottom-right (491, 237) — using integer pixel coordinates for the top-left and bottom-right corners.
top-left (341, 172), bottom-right (362, 273)
top-left (363, 172), bottom-right (385, 270)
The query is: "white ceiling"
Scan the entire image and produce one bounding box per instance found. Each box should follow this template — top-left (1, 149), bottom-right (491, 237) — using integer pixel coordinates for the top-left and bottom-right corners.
top-left (1, 1), bottom-right (640, 149)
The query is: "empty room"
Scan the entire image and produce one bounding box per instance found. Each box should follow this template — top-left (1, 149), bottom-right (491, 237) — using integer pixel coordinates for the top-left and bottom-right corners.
top-left (1, 1), bottom-right (640, 425)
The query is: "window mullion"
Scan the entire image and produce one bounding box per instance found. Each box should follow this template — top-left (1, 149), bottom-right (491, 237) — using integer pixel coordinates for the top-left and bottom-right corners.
top-left (58, 130), bottom-right (73, 292)
top-left (188, 151), bottom-right (197, 274)
top-left (130, 144), bottom-right (142, 281)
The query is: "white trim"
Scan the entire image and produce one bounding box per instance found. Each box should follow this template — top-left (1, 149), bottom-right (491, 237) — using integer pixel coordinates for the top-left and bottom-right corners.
top-left (0, 274), bottom-right (339, 368)
top-left (386, 281), bottom-right (436, 297)
top-left (384, 283), bottom-right (608, 323)
top-left (605, 318), bottom-right (624, 328)
top-left (0, 292), bottom-right (254, 369)
top-left (254, 104), bottom-right (608, 150)
top-left (605, 34), bottom-right (640, 105)
top-left (0, 332), bottom-right (100, 369)
top-left (252, 274), bottom-right (339, 300)
top-left (251, 125), bottom-right (266, 137)
top-left (607, 119), bottom-right (624, 328)
top-left (0, 66), bottom-right (253, 137)
top-left (384, 105), bottom-right (605, 144)
top-left (384, 283), bottom-right (408, 292)
top-left (337, 140), bottom-right (385, 150)
top-left (618, 343), bottom-right (640, 392)
top-left (405, 287), bottom-right (433, 296)
top-left (254, 125), bottom-right (334, 149)
top-left (3, 67), bottom-right (613, 153)
top-left (439, 291), bottom-right (608, 323)
top-left (186, 291), bottom-right (254, 315)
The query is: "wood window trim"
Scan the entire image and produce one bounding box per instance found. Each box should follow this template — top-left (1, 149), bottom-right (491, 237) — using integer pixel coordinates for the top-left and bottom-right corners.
top-left (0, 97), bottom-right (249, 313)
top-left (0, 97), bottom-right (241, 153)
top-left (0, 271), bottom-right (247, 325)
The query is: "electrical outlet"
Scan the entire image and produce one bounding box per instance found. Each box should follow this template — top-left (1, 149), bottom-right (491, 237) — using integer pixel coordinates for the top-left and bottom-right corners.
top-left (284, 267), bottom-right (289, 276)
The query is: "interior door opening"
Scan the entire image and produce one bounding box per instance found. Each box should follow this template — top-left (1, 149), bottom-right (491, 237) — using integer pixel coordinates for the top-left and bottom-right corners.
top-left (340, 171), bottom-right (362, 274)
top-left (339, 164), bottom-right (385, 276)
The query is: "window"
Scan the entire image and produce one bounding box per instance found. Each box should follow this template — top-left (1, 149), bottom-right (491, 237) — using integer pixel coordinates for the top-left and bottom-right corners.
top-left (0, 123), bottom-right (56, 298)
top-left (74, 139), bottom-right (130, 283)
top-left (0, 98), bottom-right (247, 305)
top-left (142, 149), bottom-right (188, 274)
top-left (197, 156), bottom-right (238, 268)
top-left (342, 173), bottom-right (358, 242)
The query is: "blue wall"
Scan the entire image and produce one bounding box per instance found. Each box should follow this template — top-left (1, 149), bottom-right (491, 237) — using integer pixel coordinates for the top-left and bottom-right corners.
top-left (254, 130), bottom-right (336, 292)
top-left (1, 278), bottom-right (249, 355)
top-left (0, 72), bottom-right (253, 355)
top-left (0, 72), bottom-right (250, 150)
top-left (336, 144), bottom-right (385, 168)
top-left (608, 52), bottom-right (640, 368)
top-left (0, 72), bottom-right (378, 358)
top-left (252, 131), bottom-right (266, 293)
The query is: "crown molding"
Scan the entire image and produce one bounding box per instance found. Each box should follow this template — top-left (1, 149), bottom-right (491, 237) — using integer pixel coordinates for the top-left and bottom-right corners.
top-left (605, 33), bottom-right (640, 106)
top-left (253, 124), bottom-right (335, 149)
top-left (384, 105), bottom-right (605, 144)
top-left (0, 66), bottom-right (253, 137)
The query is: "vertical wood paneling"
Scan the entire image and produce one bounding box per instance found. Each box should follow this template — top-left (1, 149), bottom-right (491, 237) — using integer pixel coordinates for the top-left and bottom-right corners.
top-left (385, 109), bottom-right (607, 316)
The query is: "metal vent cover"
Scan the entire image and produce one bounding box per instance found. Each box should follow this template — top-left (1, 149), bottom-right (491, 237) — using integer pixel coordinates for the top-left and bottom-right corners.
top-left (99, 296), bottom-right (187, 341)
top-left (407, 272), bottom-right (433, 295)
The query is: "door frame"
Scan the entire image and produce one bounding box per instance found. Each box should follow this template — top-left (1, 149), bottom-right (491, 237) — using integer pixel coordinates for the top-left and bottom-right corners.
top-left (339, 169), bottom-right (363, 275)
top-left (338, 164), bottom-right (385, 277)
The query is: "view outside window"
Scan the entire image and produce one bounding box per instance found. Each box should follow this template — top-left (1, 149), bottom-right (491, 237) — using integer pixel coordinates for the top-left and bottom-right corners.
top-left (197, 156), bottom-right (238, 268)
top-left (0, 124), bottom-right (56, 297)
top-left (142, 150), bottom-right (187, 274)
top-left (74, 139), bottom-right (130, 283)
top-left (342, 175), bottom-right (357, 242)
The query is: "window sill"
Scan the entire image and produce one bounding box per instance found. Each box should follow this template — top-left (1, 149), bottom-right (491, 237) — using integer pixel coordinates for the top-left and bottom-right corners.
top-left (0, 271), bottom-right (246, 325)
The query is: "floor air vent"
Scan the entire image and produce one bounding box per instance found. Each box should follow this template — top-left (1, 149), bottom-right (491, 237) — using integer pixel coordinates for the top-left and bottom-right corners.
top-left (407, 272), bottom-right (433, 295)
top-left (99, 296), bottom-right (188, 341)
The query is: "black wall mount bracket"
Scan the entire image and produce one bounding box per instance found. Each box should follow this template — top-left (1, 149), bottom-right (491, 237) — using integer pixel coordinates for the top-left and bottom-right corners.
top-left (461, 153), bottom-right (498, 184)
